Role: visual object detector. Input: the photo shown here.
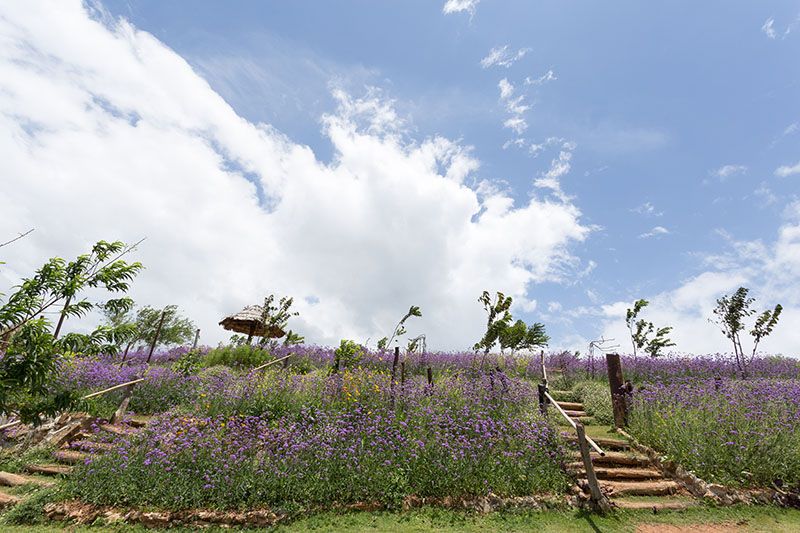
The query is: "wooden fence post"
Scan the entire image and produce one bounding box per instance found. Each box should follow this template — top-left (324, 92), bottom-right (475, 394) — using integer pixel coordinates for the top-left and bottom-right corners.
top-left (606, 353), bottom-right (627, 428)
top-left (537, 383), bottom-right (548, 415)
top-left (426, 366), bottom-right (433, 388)
top-left (540, 350), bottom-right (548, 387)
top-left (576, 422), bottom-right (611, 513)
top-left (191, 328), bottom-right (200, 350)
top-left (390, 347), bottom-right (400, 408)
top-left (145, 309), bottom-right (167, 365)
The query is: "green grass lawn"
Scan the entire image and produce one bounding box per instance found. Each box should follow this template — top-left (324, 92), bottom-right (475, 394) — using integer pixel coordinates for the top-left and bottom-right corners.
top-left (3, 505), bottom-right (800, 532)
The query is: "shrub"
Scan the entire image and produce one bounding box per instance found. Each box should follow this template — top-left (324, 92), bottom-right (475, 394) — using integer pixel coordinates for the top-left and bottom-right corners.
top-left (572, 381), bottom-right (613, 425)
top-left (202, 345), bottom-right (273, 368)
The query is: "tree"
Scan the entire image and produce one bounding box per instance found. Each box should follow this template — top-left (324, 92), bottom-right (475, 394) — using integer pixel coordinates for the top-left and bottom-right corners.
top-left (499, 319), bottom-right (527, 354)
top-left (711, 287), bottom-right (782, 378)
top-left (377, 305), bottom-right (422, 350)
top-left (625, 299), bottom-right (675, 357)
top-left (474, 291), bottom-right (513, 364)
top-left (522, 322), bottom-right (550, 351)
top-left (257, 294), bottom-right (300, 349)
top-left (0, 240), bottom-right (142, 424)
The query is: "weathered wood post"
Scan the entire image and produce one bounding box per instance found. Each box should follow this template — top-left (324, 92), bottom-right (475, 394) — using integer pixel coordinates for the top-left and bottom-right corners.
top-left (537, 383), bottom-right (548, 415)
top-left (145, 309), bottom-right (167, 365)
top-left (540, 350), bottom-right (548, 388)
top-left (400, 361), bottom-right (406, 387)
top-left (426, 366), bottom-right (433, 388)
top-left (191, 328), bottom-right (200, 350)
top-left (390, 347), bottom-right (400, 408)
top-left (606, 353), bottom-right (627, 428)
top-left (576, 422), bottom-right (611, 513)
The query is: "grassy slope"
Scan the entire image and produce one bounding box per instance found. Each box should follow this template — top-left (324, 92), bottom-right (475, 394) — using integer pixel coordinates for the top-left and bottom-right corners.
top-left (3, 506), bottom-right (800, 533)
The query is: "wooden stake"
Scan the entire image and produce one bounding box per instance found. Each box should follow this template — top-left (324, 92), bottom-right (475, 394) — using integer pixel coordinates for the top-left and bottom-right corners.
top-left (576, 422), bottom-right (611, 513)
top-left (606, 353), bottom-right (627, 428)
top-left (145, 309), bottom-right (167, 364)
top-left (537, 383), bottom-right (548, 415)
top-left (251, 353), bottom-right (293, 372)
top-left (191, 328), bottom-right (200, 350)
top-left (540, 350), bottom-right (548, 387)
top-left (426, 366), bottom-right (433, 388)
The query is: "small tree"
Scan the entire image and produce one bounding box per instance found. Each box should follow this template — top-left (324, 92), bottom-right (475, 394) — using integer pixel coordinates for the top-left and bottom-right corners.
top-left (474, 291), bottom-right (513, 366)
top-left (377, 305), bottom-right (422, 350)
top-left (711, 287), bottom-right (782, 378)
top-left (499, 319), bottom-right (527, 354)
top-left (0, 240), bottom-right (142, 424)
top-left (625, 299), bottom-right (675, 357)
top-left (522, 322), bottom-right (550, 351)
top-left (258, 294), bottom-right (301, 350)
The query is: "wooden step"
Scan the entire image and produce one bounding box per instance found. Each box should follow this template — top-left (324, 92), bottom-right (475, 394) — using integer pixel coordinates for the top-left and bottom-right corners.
top-left (0, 471), bottom-right (54, 487)
top-left (0, 489), bottom-right (21, 508)
top-left (563, 410), bottom-right (589, 418)
top-left (127, 414), bottom-right (152, 428)
top-left (556, 401), bottom-right (584, 411)
top-left (562, 434), bottom-right (631, 451)
top-left (99, 423), bottom-right (135, 436)
top-left (68, 439), bottom-right (113, 453)
top-left (549, 390), bottom-right (578, 401)
top-left (568, 465), bottom-right (663, 481)
top-left (600, 480), bottom-right (680, 497)
top-left (25, 463), bottom-right (73, 476)
top-left (570, 451), bottom-right (651, 467)
top-left (53, 450), bottom-right (89, 465)
top-left (614, 498), bottom-right (697, 511)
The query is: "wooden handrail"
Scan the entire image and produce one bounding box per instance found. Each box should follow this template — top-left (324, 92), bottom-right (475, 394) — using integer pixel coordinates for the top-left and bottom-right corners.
top-left (544, 390), bottom-right (605, 456)
top-left (251, 353), bottom-right (293, 372)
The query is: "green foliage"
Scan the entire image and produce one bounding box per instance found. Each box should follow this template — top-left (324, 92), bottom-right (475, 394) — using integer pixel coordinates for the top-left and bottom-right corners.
top-left (711, 287), bottom-right (783, 377)
top-left (0, 240), bottom-right (142, 424)
top-left (118, 305), bottom-right (195, 354)
top-left (257, 294), bottom-right (299, 347)
top-left (332, 339), bottom-right (364, 373)
top-left (202, 345), bottom-right (273, 368)
top-left (0, 486), bottom-right (61, 525)
top-left (377, 305), bottom-right (422, 350)
top-left (625, 299), bottom-right (675, 357)
top-left (572, 381), bottom-right (613, 425)
top-left (473, 291), bottom-right (513, 355)
top-left (173, 349), bottom-right (204, 376)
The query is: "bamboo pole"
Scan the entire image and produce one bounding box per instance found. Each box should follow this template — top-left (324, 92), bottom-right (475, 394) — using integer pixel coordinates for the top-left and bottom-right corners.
top-left (544, 390), bottom-right (605, 456)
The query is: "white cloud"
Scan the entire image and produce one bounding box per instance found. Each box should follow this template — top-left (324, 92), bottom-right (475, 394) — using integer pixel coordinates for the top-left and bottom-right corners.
top-left (639, 226), bottom-right (670, 239)
top-left (442, 0), bottom-right (479, 17)
top-left (599, 217), bottom-right (800, 355)
top-left (534, 143), bottom-right (576, 202)
top-left (0, 1), bottom-right (591, 350)
top-left (480, 45), bottom-right (531, 69)
top-left (631, 201), bottom-right (663, 217)
top-left (775, 161), bottom-right (800, 177)
top-left (762, 17), bottom-right (777, 39)
top-left (754, 183), bottom-right (778, 206)
top-left (524, 70), bottom-right (557, 86)
top-left (711, 164), bottom-right (747, 180)
top-left (784, 122), bottom-right (799, 136)
top-left (497, 78), bottom-right (530, 134)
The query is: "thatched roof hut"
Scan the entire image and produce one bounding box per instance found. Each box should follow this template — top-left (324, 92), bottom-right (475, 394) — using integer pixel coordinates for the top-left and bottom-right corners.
top-left (219, 305), bottom-right (286, 342)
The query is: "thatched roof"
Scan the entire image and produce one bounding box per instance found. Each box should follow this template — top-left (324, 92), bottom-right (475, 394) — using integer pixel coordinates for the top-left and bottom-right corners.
top-left (219, 305), bottom-right (286, 338)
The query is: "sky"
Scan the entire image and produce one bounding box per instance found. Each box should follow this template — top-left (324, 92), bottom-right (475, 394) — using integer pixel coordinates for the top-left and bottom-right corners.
top-left (1, 0), bottom-right (799, 355)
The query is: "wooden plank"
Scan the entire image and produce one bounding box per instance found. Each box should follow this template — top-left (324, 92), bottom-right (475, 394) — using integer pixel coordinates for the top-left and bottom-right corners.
top-left (576, 422), bottom-right (611, 513)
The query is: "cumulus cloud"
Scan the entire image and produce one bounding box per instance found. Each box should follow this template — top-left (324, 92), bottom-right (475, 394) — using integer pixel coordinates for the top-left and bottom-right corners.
top-left (639, 226), bottom-right (670, 239)
top-left (442, 0), bottom-right (479, 17)
top-left (480, 46), bottom-right (531, 69)
top-left (0, 1), bottom-right (591, 350)
top-left (775, 161), bottom-right (800, 177)
top-left (631, 202), bottom-right (663, 217)
top-left (598, 213), bottom-right (800, 355)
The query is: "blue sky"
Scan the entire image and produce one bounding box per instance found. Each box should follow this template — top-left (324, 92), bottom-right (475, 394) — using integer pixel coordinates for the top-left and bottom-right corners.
top-left (103, 0), bottom-right (799, 348)
top-left (2, 1), bottom-right (799, 353)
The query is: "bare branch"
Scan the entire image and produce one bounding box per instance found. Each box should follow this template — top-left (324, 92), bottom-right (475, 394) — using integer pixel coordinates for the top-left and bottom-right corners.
top-left (0, 229), bottom-right (34, 249)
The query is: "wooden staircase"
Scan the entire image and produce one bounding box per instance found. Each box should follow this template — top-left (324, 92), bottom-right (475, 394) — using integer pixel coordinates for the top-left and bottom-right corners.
top-left (551, 392), bottom-right (697, 512)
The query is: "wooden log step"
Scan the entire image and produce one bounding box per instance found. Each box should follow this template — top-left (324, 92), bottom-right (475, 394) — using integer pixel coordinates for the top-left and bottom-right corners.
top-left (563, 410), bottom-right (589, 418)
top-left (599, 480), bottom-right (680, 497)
top-left (614, 498), bottom-right (697, 511)
top-left (53, 450), bottom-right (90, 465)
top-left (570, 451), bottom-right (650, 467)
top-left (127, 414), bottom-right (152, 428)
top-left (99, 423), bottom-right (135, 436)
top-left (25, 463), bottom-right (73, 476)
top-left (0, 471), bottom-right (54, 487)
top-left (568, 465), bottom-right (663, 481)
top-left (556, 401), bottom-right (584, 411)
top-left (68, 439), bottom-right (113, 452)
top-left (562, 434), bottom-right (631, 451)
top-left (548, 390), bottom-right (578, 401)
top-left (0, 489), bottom-right (21, 508)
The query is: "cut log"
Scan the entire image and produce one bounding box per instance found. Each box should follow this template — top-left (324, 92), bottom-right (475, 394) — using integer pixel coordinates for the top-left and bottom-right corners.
top-left (570, 451), bottom-right (650, 467)
top-left (68, 440), bottom-right (113, 452)
top-left (556, 401), bottom-right (584, 411)
top-left (25, 463), bottom-right (73, 476)
top-left (614, 498), bottom-right (697, 511)
top-left (0, 471), bottom-right (54, 487)
top-left (568, 465), bottom-right (663, 481)
top-left (562, 434), bottom-right (631, 451)
top-left (99, 423), bottom-right (135, 436)
top-left (599, 480), bottom-right (679, 497)
top-left (127, 414), bottom-right (153, 428)
top-left (53, 450), bottom-right (89, 465)
top-left (564, 410), bottom-right (589, 417)
top-left (0, 490), bottom-right (21, 508)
